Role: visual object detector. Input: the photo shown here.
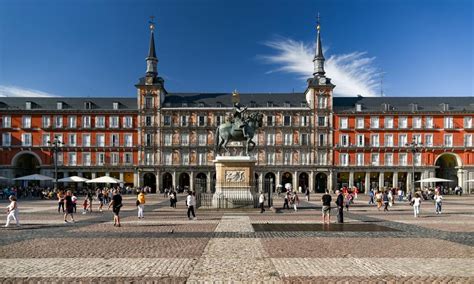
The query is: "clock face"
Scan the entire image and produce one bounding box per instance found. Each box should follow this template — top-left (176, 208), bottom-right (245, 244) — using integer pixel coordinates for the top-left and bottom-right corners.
top-left (319, 77), bottom-right (326, 85)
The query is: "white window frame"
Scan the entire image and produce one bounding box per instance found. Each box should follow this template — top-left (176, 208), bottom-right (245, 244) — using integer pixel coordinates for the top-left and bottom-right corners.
top-left (95, 116), bottom-right (105, 128)
top-left (2, 133), bottom-right (11, 146)
top-left (371, 134), bottom-right (379, 147)
top-left (110, 133), bottom-right (119, 147)
top-left (385, 153), bottom-right (393, 166)
top-left (68, 134), bottom-right (77, 147)
top-left (2, 116), bottom-right (11, 128)
top-left (21, 133), bottom-right (32, 146)
top-left (42, 134), bottom-right (50, 146)
top-left (340, 134), bottom-right (349, 147)
top-left (284, 133), bottom-right (292, 146)
top-left (340, 117), bottom-right (348, 129)
top-left (413, 116), bottom-right (422, 129)
top-left (384, 116), bottom-right (394, 129)
top-left (356, 153), bottom-right (364, 166)
top-left (464, 116), bottom-right (473, 129)
top-left (384, 134), bottom-right (393, 147)
top-left (425, 116), bottom-right (433, 129)
top-left (318, 152), bottom-right (327, 166)
top-left (340, 153), bottom-right (349, 166)
top-left (399, 153), bottom-right (407, 166)
top-left (399, 116), bottom-right (408, 129)
top-left (356, 117), bottom-right (364, 129)
top-left (198, 133), bottom-right (207, 146)
top-left (54, 116), bottom-right (63, 128)
top-left (444, 116), bottom-right (453, 129)
top-left (110, 152), bottom-right (119, 165)
top-left (124, 134), bottom-right (133, 147)
top-left (97, 153), bottom-right (105, 166)
top-left (181, 153), bottom-right (189, 165)
top-left (124, 153), bottom-right (133, 165)
top-left (356, 134), bottom-right (364, 147)
top-left (284, 152), bottom-right (292, 165)
top-left (83, 153), bottom-right (91, 166)
top-left (283, 115), bottom-right (292, 126)
top-left (68, 116), bottom-right (77, 129)
top-left (96, 134), bottom-right (105, 147)
top-left (267, 133), bottom-right (275, 146)
top-left (82, 134), bottom-right (91, 147)
top-left (109, 116), bottom-right (119, 128)
top-left (123, 116), bottom-right (133, 128)
top-left (399, 134), bottom-right (407, 147)
top-left (181, 133), bottom-right (189, 146)
top-left (164, 133), bottom-right (172, 146)
top-left (444, 134), bottom-right (453, 147)
top-left (22, 116), bottom-right (31, 128)
top-left (371, 153), bottom-right (379, 166)
top-left (68, 152), bottom-right (77, 166)
top-left (42, 116), bottom-right (51, 128)
top-left (425, 134), bottom-right (433, 147)
top-left (82, 115), bottom-right (91, 129)
top-left (464, 134), bottom-right (472, 147)
top-left (370, 116), bottom-right (379, 129)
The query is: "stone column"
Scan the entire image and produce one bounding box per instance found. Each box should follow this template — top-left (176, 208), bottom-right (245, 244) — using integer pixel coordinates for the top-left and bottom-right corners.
top-left (393, 172), bottom-right (398, 189)
top-left (258, 173), bottom-right (263, 193)
top-left (207, 171), bottom-right (212, 193)
top-left (328, 171), bottom-right (334, 192)
top-left (457, 169), bottom-right (464, 191)
top-left (106, 172), bottom-right (110, 176)
top-left (276, 171), bottom-right (281, 188)
top-left (349, 171), bottom-right (354, 189)
top-left (294, 171), bottom-right (298, 192)
top-left (91, 172), bottom-right (97, 179)
top-left (190, 171), bottom-right (194, 192)
top-left (379, 172), bottom-right (384, 191)
top-left (133, 172), bottom-right (139, 188)
top-left (308, 171), bottom-right (314, 192)
top-left (119, 172), bottom-right (124, 182)
top-left (365, 172), bottom-right (370, 194)
top-left (407, 172), bottom-right (413, 193)
top-left (156, 173), bottom-right (160, 193)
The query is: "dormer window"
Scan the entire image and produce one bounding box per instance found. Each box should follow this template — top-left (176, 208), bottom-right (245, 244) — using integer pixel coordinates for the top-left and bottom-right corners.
top-left (355, 103), bottom-right (362, 112)
top-left (441, 103), bottom-right (449, 111)
top-left (56, 102), bottom-right (63, 110)
top-left (113, 102), bottom-right (119, 110)
top-left (283, 101), bottom-right (290, 107)
top-left (216, 102), bottom-right (223, 107)
top-left (182, 102), bottom-right (188, 107)
top-left (198, 102), bottom-right (205, 107)
top-left (84, 101), bottom-right (92, 110)
top-left (411, 103), bottom-right (418, 112)
top-left (267, 101), bottom-right (274, 107)
top-left (25, 101), bottom-right (32, 110)
top-left (383, 103), bottom-right (391, 112)
top-left (250, 101), bottom-right (256, 108)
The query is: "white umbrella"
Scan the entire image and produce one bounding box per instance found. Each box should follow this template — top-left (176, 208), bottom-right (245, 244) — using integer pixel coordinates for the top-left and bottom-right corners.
top-left (13, 174), bottom-right (54, 181)
top-left (57, 176), bottom-right (90, 183)
top-left (415, 177), bottom-right (453, 183)
top-left (86, 176), bottom-right (123, 184)
top-left (0, 176), bottom-right (9, 180)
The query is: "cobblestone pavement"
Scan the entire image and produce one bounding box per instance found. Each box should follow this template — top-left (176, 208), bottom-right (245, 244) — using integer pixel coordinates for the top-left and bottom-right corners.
top-left (0, 193), bottom-right (472, 283)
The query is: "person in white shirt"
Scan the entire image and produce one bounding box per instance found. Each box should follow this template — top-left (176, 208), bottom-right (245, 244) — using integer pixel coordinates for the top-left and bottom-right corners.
top-left (186, 191), bottom-right (196, 220)
top-left (434, 192), bottom-right (443, 214)
top-left (397, 189), bottom-right (403, 202)
top-left (411, 194), bottom-right (422, 217)
top-left (259, 192), bottom-right (265, 213)
top-left (5, 195), bottom-right (19, 227)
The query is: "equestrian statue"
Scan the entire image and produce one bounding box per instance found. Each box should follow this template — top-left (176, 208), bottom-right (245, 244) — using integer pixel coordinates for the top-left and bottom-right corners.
top-left (215, 92), bottom-right (263, 156)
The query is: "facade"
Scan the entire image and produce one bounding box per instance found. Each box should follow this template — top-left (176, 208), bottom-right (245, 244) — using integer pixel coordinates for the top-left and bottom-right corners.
top-left (0, 22), bottom-right (473, 193)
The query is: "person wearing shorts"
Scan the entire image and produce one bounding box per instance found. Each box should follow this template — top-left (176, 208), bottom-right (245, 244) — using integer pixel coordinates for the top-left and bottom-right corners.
top-left (321, 190), bottom-right (332, 224)
top-left (64, 190), bottom-right (75, 223)
top-left (108, 189), bottom-right (122, 227)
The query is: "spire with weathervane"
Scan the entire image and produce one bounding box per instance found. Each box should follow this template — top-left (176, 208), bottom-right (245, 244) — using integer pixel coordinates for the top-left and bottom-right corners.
top-left (146, 17), bottom-right (158, 77)
top-left (313, 13), bottom-right (325, 77)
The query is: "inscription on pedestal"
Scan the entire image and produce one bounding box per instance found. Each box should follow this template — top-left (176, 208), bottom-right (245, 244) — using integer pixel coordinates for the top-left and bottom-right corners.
top-left (225, 170), bottom-right (245, 182)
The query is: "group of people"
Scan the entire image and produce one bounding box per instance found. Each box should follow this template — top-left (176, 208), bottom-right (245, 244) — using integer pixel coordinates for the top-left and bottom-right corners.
top-left (282, 191), bottom-right (300, 212)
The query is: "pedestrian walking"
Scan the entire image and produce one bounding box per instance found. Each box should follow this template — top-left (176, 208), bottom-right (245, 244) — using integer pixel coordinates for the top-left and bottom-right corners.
top-left (170, 191), bottom-right (177, 208)
top-left (434, 192), bottom-right (443, 214)
top-left (368, 189), bottom-right (375, 205)
top-left (186, 191), bottom-right (196, 220)
top-left (290, 192), bottom-right (300, 212)
top-left (398, 189), bottom-right (404, 202)
top-left (388, 190), bottom-right (393, 207)
top-left (108, 189), bottom-right (122, 227)
top-left (97, 190), bottom-right (104, 212)
top-left (375, 191), bottom-right (383, 210)
top-left (344, 193), bottom-right (352, 211)
top-left (63, 190), bottom-right (75, 223)
top-left (305, 187), bottom-right (310, 201)
top-left (382, 191), bottom-right (389, 212)
top-left (283, 191), bottom-right (290, 210)
top-left (4, 195), bottom-right (19, 227)
top-left (87, 191), bottom-right (93, 213)
top-left (321, 190), bottom-right (332, 224)
top-left (259, 192), bottom-right (265, 213)
top-left (57, 191), bottom-right (65, 213)
top-left (82, 198), bottom-right (88, 214)
top-left (71, 193), bottom-right (78, 213)
top-left (137, 190), bottom-right (145, 219)
top-left (411, 193), bottom-right (422, 218)
top-left (335, 190), bottom-right (344, 223)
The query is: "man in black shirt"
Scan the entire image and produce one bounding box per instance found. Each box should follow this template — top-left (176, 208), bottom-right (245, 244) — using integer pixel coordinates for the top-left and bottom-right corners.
top-left (335, 190), bottom-right (344, 223)
top-left (108, 189), bottom-right (122, 227)
top-left (321, 190), bottom-right (332, 224)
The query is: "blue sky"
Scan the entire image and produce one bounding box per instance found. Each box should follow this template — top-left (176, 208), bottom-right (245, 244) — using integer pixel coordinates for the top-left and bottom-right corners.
top-left (0, 0), bottom-right (472, 97)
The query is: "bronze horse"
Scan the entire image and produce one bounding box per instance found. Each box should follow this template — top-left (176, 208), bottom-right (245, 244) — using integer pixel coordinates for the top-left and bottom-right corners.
top-left (215, 113), bottom-right (263, 156)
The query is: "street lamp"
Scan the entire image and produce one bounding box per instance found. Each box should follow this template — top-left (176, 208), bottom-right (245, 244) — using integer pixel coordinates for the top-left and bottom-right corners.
top-left (48, 137), bottom-right (64, 190)
top-left (405, 137), bottom-right (423, 194)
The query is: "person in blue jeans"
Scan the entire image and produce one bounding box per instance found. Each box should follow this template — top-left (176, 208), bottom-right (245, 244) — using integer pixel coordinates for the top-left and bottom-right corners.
top-left (368, 189), bottom-right (375, 205)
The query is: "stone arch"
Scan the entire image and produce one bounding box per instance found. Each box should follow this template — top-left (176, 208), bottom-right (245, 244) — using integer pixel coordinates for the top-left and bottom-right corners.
top-left (315, 172), bottom-right (328, 193)
top-left (264, 172), bottom-right (276, 193)
top-left (162, 172), bottom-right (173, 190)
top-left (143, 172), bottom-right (156, 192)
top-left (195, 172), bottom-right (207, 192)
top-left (434, 153), bottom-right (463, 168)
top-left (11, 151), bottom-right (42, 166)
top-left (11, 151), bottom-right (42, 178)
top-left (435, 153), bottom-right (460, 188)
top-left (179, 172), bottom-right (190, 191)
top-left (298, 172), bottom-right (309, 192)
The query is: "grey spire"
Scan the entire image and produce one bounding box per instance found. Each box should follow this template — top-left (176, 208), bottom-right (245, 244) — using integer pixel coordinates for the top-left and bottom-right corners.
top-left (313, 15), bottom-right (325, 77)
top-left (146, 19), bottom-right (158, 76)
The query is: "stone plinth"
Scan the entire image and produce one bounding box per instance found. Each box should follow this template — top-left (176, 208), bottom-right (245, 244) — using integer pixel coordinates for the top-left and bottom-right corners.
top-left (212, 156), bottom-right (256, 208)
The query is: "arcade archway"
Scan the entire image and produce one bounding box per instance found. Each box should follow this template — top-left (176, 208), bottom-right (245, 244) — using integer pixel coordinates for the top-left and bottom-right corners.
top-left (264, 172), bottom-right (276, 192)
top-left (299, 172), bottom-right (309, 192)
top-left (162, 172), bottom-right (173, 191)
top-left (281, 172), bottom-right (293, 191)
top-left (195, 172), bottom-right (207, 192)
top-left (13, 152), bottom-right (41, 178)
top-left (179, 173), bottom-right (190, 191)
top-left (435, 153), bottom-right (459, 188)
top-left (143, 173), bottom-right (156, 192)
top-left (315, 173), bottom-right (327, 193)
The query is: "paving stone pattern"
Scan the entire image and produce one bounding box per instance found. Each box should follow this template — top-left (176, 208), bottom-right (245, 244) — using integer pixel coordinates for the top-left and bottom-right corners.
top-left (0, 194), bottom-right (472, 282)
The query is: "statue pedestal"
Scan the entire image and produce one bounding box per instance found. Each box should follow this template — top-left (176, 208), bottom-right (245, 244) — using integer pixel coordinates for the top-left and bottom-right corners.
top-left (212, 156), bottom-right (257, 208)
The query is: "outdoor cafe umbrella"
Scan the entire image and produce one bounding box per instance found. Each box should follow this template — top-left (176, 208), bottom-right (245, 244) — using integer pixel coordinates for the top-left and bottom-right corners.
top-left (415, 177), bottom-right (453, 183)
top-left (0, 176), bottom-right (9, 180)
top-left (57, 176), bottom-right (90, 183)
top-left (86, 176), bottom-right (123, 184)
top-left (13, 174), bottom-right (54, 181)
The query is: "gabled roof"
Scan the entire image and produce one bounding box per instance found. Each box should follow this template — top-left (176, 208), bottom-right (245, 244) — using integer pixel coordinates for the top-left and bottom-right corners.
top-left (0, 97), bottom-right (137, 111)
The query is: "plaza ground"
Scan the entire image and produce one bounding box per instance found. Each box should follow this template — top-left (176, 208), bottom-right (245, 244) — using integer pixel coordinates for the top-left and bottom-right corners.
top-left (0, 193), bottom-right (472, 283)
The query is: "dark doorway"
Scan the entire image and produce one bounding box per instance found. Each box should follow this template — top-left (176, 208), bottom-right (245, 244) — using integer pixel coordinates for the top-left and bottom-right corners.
top-left (179, 173), bottom-right (190, 192)
top-left (143, 173), bottom-right (156, 193)
top-left (298, 172), bottom-right (309, 192)
top-left (14, 153), bottom-right (40, 178)
top-left (315, 173), bottom-right (327, 193)
top-left (162, 172), bottom-right (173, 191)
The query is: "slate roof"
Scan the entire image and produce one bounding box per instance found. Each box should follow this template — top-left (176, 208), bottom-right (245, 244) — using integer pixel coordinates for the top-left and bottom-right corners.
top-left (0, 97), bottom-right (137, 111)
top-left (162, 93), bottom-right (307, 107)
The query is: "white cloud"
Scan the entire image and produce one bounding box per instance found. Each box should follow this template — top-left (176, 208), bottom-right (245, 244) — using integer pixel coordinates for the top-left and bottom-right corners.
top-left (0, 85), bottom-right (56, 97)
top-left (261, 37), bottom-right (380, 97)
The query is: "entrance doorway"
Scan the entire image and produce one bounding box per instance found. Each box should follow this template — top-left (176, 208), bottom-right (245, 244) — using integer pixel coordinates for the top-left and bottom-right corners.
top-left (179, 173), bottom-right (190, 192)
top-left (435, 154), bottom-right (459, 189)
top-left (162, 172), bottom-right (173, 191)
top-left (315, 173), bottom-right (327, 193)
top-left (143, 173), bottom-right (156, 193)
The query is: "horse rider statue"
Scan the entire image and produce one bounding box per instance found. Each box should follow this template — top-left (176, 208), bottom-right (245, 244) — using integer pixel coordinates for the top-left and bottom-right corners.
top-left (232, 102), bottom-right (248, 138)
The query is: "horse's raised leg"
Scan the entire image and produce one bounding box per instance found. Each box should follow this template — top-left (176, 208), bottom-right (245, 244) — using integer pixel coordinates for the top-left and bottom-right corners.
top-left (223, 139), bottom-right (231, 154)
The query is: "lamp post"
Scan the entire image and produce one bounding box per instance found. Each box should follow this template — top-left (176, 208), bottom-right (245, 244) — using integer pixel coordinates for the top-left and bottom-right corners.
top-left (48, 137), bottom-right (64, 190)
top-left (406, 137), bottom-right (423, 194)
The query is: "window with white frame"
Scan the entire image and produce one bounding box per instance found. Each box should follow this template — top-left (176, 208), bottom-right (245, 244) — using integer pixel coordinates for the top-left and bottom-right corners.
top-left (54, 134), bottom-right (63, 144)
top-left (22, 116), bottom-right (31, 128)
top-left (82, 115), bottom-right (91, 128)
top-left (145, 152), bottom-right (153, 165)
top-left (55, 153), bottom-right (63, 165)
top-left (371, 134), bottom-right (379, 147)
top-left (464, 116), bottom-right (473, 129)
top-left (284, 133), bottom-right (292, 145)
top-left (67, 152), bottom-right (77, 166)
top-left (181, 133), bottom-right (189, 146)
top-left (444, 116), bottom-right (453, 129)
top-left (318, 116), bottom-right (326, 126)
top-left (164, 134), bottom-right (172, 146)
top-left (300, 133), bottom-right (309, 146)
top-left (145, 97), bottom-right (153, 109)
top-left (385, 153), bottom-right (393, 166)
top-left (267, 133), bottom-right (275, 146)
top-left (266, 152), bottom-right (275, 165)
top-left (163, 115), bottom-right (171, 126)
top-left (124, 153), bottom-right (133, 164)
top-left (384, 134), bottom-right (393, 147)
top-left (2, 116), bottom-right (11, 128)
top-left (339, 153), bottom-right (349, 166)
top-left (414, 153), bottom-right (421, 166)
top-left (113, 102), bottom-right (119, 110)
top-left (318, 152), bottom-right (327, 165)
top-left (2, 133), bottom-right (11, 146)
top-left (145, 116), bottom-right (152, 126)
top-left (384, 116), bottom-right (394, 129)
top-left (198, 133), bottom-right (207, 146)
top-left (68, 134), bottom-right (77, 147)
top-left (425, 134), bottom-right (433, 147)
top-left (399, 153), bottom-right (407, 166)
top-left (123, 116), bottom-right (133, 128)
top-left (399, 134), bottom-right (407, 147)
top-left (83, 153), bottom-right (91, 166)
top-left (124, 134), bottom-right (133, 147)
top-left (164, 153), bottom-right (172, 165)
top-left (21, 133), bottom-right (32, 146)
top-left (82, 134), bottom-right (91, 147)
top-left (444, 134), bottom-right (453, 147)
top-left (25, 101), bottom-right (32, 109)
top-left (266, 115), bottom-right (274, 126)
top-left (56, 102), bottom-right (63, 110)
top-left (425, 116), bottom-right (433, 128)
top-left (413, 134), bottom-right (422, 145)
top-left (340, 117), bottom-right (348, 129)
top-left (181, 153), bottom-right (189, 165)
top-left (318, 96), bottom-right (327, 109)
top-left (465, 134), bottom-right (472, 147)
top-left (110, 153), bottom-right (119, 165)
top-left (356, 153), bottom-right (364, 166)
top-left (300, 116), bottom-right (309, 126)
top-left (110, 116), bottom-right (119, 128)
top-left (55, 116), bottom-right (63, 128)
top-left (96, 134), bottom-right (105, 147)
top-left (181, 115), bottom-right (188, 126)
top-left (215, 115), bottom-right (223, 126)
top-left (68, 116), bottom-right (76, 128)
top-left (145, 133), bottom-right (153, 146)
top-left (340, 134), bottom-right (349, 147)
top-left (95, 116), bottom-right (105, 128)
top-left (318, 134), bottom-right (326, 147)
top-left (356, 117), bottom-right (364, 129)
top-left (283, 115), bottom-right (292, 126)
top-left (42, 116), bottom-right (51, 128)
top-left (399, 116), bottom-right (408, 129)
top-left (284, 152), bottom-right (292, 165)
top-left (198, 115), bottom-right (206, 126)
top-left (110, 134), bottom-right (119, 147)
top-left (301, 152), bottom-right (310, 165)
top-left (96, 153), bottom-right (105, 165)
top-left (42, 134), bottom-right (50, 146)
top-left (371, 153), bottom-right (379, 166)
top-left (413, 116), bottom-right (422, 129)
top-left (198, 152), bottom-right (207, 165)
top-left (370, 116), bottom-right (379, 129)
top-left (356, 134), bottom-right (364, 147)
